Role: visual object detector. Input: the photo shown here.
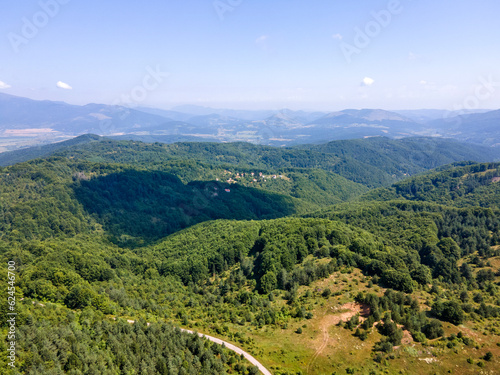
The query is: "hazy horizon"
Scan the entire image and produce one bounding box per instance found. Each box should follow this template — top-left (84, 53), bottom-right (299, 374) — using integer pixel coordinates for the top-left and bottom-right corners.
top-left (0, 91), bottom-right (497, 115)
top-left (2, 1), bottom-right (500, 111)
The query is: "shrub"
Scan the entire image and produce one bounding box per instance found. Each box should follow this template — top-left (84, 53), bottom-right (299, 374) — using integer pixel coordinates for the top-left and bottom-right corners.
top-left (373, 340), bottom-right (393, 353)
top-left (431, 300), bottom-right (464, 325)
top-left (422, 319), bottom-right (444, 339)
top-left (412, 331), bottom-right (427, 343)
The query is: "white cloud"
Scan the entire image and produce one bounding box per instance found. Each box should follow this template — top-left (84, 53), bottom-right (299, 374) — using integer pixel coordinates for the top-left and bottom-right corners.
top-left (0, 80), bottom-right (11, 89)
top-left (332, 33), bottom-right (343, 40)
top-left (255, 35), bottom-right (271, 51)
top-left (361, 77), bottom-right (375, 86)
top-left (408, 52), bottom-right (427, 61)
top-left (255, 35), bottom-right (268, 44)
top-left (56, 81), bottom-right (73, 90)
top-left (419, 81), bottom-right (438, 91)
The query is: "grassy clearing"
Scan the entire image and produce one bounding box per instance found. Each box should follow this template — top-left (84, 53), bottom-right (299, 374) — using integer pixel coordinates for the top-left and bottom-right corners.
top-left (194, 269), bottom-right (500, 374)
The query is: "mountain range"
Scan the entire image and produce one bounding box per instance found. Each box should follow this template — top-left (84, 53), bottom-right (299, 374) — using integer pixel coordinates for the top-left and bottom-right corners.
top-left (1, 93), bottom-right (498, 151)
top-left (1, 132), bottom-right (500, 374)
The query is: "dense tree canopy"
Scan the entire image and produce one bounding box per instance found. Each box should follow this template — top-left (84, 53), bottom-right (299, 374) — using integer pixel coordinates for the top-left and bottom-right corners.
top-left (1, 139), bottom-right (499, 374)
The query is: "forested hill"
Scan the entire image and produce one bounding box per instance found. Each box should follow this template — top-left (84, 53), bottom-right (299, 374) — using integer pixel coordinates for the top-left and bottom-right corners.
top-left (2, 160), bottom-right (500, 373)
top-left (302, 161), bottom-right (500, 288)
top-left (298, 136), bottom-right (500, 173)
top-left (1, 135), bottom-right (499, 188)
top-left (0, 134), bottom-right (101, 167)
top-left (0, 158), bottom-right (312, 246)
top-left (359, 162), bottom-right (500, 208)
top-left (2, 139), bottom-right (500, 373)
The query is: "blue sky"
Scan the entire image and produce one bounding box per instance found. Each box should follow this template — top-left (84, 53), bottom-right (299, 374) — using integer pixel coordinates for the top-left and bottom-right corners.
top-left (1, 0), bottom-right (499, 111)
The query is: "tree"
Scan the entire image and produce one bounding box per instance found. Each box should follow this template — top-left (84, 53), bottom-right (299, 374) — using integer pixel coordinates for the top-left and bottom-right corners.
top-left (64, 353), bottom-right (83, 372)
top-left (422, 319), bottom-right (444, 339)
top-left (410, 264), bottom-right (432, 285)
top-left (322, 288), bottom-right (331, 298)
top-left (460, 263), bottom-right (474, 282)
top-left (459, 291), bottom-right (469, 302)
top-left (437, 238), bottom-right (461, 261)
top-left (381, 269), bottom-right (415, 293)
top-left (477, 269), bottom-right (495, 284)
top-left (431, 300), bottom-right (464, 325)
top-left (260, 271), bottom-right (277, 294)
top-left (64, 285), bottom-right (95, 309)
top-left (377, 314), bottom-right (403, 345)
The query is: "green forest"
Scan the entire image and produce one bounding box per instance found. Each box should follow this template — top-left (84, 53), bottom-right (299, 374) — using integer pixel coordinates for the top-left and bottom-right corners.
top-left (1, 136), bottom-right (500, 374)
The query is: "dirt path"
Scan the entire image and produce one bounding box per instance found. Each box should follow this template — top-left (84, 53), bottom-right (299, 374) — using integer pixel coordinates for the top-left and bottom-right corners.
top-left (124, 318), bottom-right (272, 375)
top-left (182, 328), bottom-right (272, 375)
top-left (34, 301), bottom-right (271, 373)
top-left (306, 303), bottom-right (370, 374)
top-left (307, 323), bottom-right (329, 374)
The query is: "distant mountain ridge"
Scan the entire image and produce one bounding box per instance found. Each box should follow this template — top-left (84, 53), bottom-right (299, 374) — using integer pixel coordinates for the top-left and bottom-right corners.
top-left (428, 110), bottom-right (500, 146)
top-left (313, 109), bottom-right (414, 123)
top-left (0, 93), bottom-right (168, 135)
top-left (300, 109), bottom-right (423, 140)
top-left (393, 109), bottom-right (493, 123)
top-left (1, 93), bottom-right (499, 149)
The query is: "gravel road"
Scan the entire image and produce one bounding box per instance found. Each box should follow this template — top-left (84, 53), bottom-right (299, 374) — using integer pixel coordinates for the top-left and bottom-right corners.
top-left (181, 328), bottom-right (272, 375)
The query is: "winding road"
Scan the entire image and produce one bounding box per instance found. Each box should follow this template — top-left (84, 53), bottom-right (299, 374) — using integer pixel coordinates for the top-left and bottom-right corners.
top-left (181, 328), bottom-right (272, 375)
top-left (124, 318), bottom-right (272, 375)
top-left (35, 302), bottom-right (272, 374)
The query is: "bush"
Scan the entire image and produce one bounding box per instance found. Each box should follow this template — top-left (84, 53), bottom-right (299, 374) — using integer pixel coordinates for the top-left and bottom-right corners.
top-left (411, 331), bottom-right (427, 343)
top-left (484, 352), bottom-right (493, 361)
top-left (422, 319), bottom-right (444, 339)
top-left (381, 269), bottom-right (414, 293)
top-left (373, 340), bottom-right (393, 353)
top-left (64, 285), bottom-right (95, 309)
top-left (431, 300), bottom-right (464, 325)
top-left (249, 366), bottom-right (260, 375)
top-left (354, 328), bottom-right (368, 341)
top-left (473, 293), bottom-right (484, 303)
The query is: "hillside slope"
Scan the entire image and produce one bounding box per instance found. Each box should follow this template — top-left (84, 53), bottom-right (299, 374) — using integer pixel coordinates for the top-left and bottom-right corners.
top-left (2, 135), bottom-right (498, 188)
top-left (2, 151), bottom-right (500, 373)
top-left (359, 162), bottom-right (500, 208)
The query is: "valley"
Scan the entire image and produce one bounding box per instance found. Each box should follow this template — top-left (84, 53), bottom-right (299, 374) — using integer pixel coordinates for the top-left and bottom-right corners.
top-left (4, 1), bottom-right (500, 373)
top-left (1, 135), bottom-right (500, 374)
